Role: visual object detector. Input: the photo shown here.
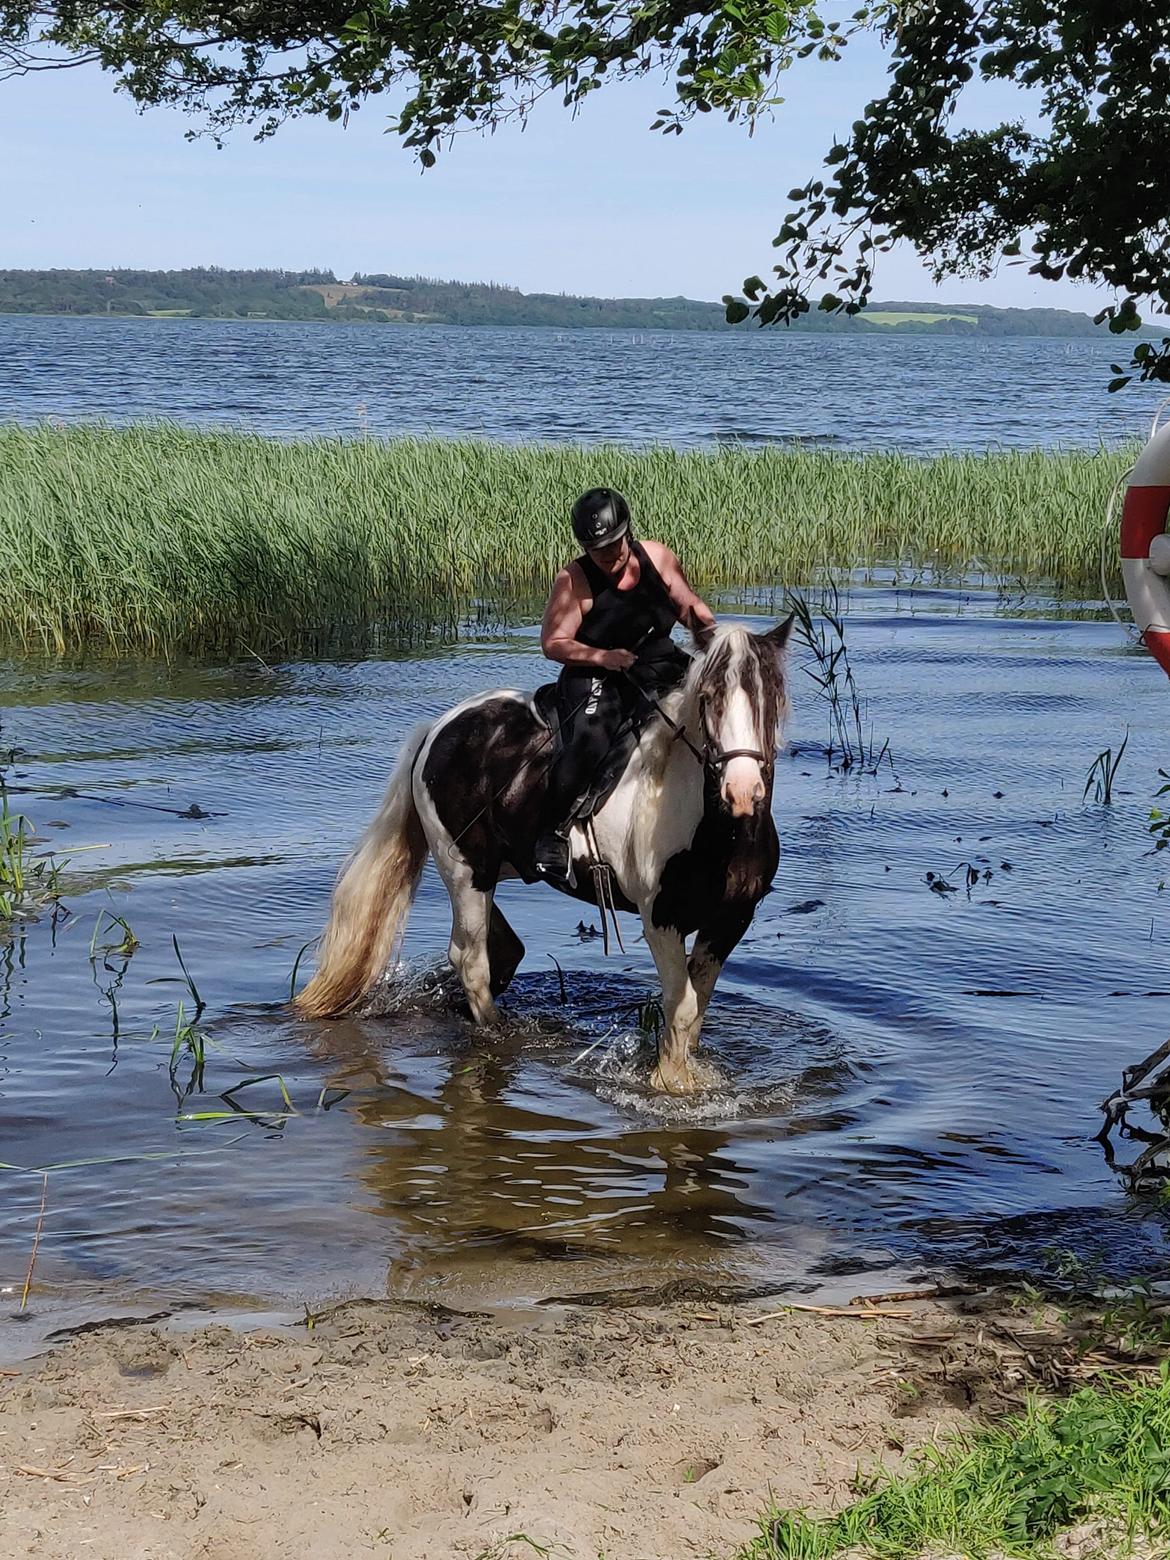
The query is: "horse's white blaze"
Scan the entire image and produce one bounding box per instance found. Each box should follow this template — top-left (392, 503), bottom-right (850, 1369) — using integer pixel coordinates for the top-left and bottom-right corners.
top-left (718, 684), bottom-right (766, 815)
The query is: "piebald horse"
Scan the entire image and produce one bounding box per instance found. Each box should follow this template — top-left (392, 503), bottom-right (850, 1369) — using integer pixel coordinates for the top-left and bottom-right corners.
top-left (295, 619), bottom-right (793, 1093)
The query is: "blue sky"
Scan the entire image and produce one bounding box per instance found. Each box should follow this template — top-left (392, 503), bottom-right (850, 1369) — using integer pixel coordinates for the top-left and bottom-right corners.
top-left (0, 39), bottom-right (1111, 313)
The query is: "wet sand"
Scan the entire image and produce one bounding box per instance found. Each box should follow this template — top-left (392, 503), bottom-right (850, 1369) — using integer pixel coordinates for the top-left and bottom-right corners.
top-left (0, 1287), bottom-right (1122, 1560)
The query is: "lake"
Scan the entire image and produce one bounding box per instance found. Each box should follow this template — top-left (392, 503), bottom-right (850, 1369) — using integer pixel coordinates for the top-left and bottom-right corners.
top-left (2, 317), bottom-right (1167, 1358)
top-left (2, 586), bottom-right (1168, 1359)
top-left (0, 314), bottom-right (1164, 451)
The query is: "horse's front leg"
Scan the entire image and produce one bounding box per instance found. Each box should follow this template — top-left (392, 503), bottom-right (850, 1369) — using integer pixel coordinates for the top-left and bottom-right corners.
top-left (641, 921), bottom-right (701, 1094)
top-left (688, 906), bottom-right (755, 1028)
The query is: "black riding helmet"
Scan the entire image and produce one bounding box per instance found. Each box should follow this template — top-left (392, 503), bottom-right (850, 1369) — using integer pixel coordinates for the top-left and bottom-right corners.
top-left (571, 488), bottom-right (631, 550)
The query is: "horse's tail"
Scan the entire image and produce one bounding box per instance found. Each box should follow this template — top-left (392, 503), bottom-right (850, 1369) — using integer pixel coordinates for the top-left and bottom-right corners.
top-left (294, 721), bottom-right (432, 1019)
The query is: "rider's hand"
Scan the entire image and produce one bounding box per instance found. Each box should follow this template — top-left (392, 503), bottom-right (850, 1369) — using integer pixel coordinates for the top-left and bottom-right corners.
top-left (600, 648), bottom-right (637, 672)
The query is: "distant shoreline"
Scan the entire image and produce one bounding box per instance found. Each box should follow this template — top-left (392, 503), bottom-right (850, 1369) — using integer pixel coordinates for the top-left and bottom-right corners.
top-left (0, 268), bottom-right (1154, 337)
top-left (0, 309), bottom-right (1154, 341)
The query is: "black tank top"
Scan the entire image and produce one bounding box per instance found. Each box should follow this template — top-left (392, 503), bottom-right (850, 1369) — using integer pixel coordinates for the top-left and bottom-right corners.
top-left (574, 541), bottom-right (679, 653)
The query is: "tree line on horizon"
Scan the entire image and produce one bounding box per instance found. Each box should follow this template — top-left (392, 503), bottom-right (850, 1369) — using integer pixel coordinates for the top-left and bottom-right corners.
top-left (0, 267), bottom-right (1132, 338)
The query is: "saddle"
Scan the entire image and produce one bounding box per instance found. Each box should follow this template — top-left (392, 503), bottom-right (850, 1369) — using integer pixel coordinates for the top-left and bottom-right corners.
top-left (532, 679), bottom-right (651, 827)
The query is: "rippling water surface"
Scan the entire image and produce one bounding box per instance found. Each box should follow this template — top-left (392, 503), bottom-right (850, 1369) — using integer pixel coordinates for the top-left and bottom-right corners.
top-left (0, 314), bottom-right (1164, 450)
top-left (2, 586), bottom-right (1167, 1356)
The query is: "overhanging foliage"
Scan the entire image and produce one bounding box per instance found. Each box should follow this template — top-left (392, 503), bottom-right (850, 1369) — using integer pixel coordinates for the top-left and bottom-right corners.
top-left (4, 2), bottom-right (1170, 385)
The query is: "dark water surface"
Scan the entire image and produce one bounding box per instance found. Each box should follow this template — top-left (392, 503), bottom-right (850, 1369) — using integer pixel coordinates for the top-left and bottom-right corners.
top-left (0, 315), bottom-right (1165, 451)
top-left (2, 586), bottom-right (1168, 1357)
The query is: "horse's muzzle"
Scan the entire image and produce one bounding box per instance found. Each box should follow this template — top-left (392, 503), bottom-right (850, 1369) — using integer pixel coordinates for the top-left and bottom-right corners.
top-left (720, 758), bottom-right (766, 817)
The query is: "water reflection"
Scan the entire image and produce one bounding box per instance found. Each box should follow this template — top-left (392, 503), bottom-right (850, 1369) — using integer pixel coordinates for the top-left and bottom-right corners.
top-left (305, 1003), bottom-right (782, 1301)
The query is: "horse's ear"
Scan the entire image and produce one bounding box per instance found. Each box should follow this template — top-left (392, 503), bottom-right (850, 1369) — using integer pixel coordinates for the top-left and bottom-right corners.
top-left (761, 612), bottom-right (796, 656)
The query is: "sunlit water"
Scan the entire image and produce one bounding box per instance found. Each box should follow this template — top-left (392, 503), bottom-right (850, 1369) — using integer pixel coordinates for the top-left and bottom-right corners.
top-left (0, 315), bottom-right (1165, 450)
top-left (1, 585), bottom-right (1168, 1357)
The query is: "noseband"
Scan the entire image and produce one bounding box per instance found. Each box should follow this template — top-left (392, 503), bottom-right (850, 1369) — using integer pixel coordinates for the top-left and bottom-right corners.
top-left (696, 693), bottom-right (771, 775)
top-left (707, 745), bottom-right (770, 770)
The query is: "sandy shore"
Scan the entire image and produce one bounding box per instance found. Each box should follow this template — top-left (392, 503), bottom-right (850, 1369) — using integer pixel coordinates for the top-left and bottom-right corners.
top-left (0, 1289), bottom-right (1123, 1560)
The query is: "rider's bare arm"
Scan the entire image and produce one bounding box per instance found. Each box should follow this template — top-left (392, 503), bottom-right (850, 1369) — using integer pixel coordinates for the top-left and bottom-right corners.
top-left (641, 542), bottom-right (718, 646)
top-left (540, 566), bottom-right (635, 671)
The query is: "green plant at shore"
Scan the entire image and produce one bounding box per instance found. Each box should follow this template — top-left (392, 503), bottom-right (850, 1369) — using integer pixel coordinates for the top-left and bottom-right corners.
top-left (743, 1372), bottom-right (1170, 1559)
top-left (0, 792), bottom-right (65, 922)
top-left (0, 423), bottom-right (1135, 654)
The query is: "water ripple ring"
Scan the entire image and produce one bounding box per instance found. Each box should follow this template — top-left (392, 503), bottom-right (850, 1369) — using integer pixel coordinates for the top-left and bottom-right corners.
top-left (1122, 422), bottom-right (1170, 677)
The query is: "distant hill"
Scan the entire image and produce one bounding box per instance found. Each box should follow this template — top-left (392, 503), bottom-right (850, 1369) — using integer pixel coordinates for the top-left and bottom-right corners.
top-left (0, 267), bottom-right (1139, 336)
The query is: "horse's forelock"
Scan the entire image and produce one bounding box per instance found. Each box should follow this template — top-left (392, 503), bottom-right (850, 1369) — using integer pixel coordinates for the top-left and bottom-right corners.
top-left (689, 625), bottom-right (788, 741)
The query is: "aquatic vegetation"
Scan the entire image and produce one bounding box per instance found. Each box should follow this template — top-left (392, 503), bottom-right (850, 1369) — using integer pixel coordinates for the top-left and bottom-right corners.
top-left (787, 586), bottom-right (889, 772)
top-left (0, 793), bottom-right (66, 922)
top-left (89, 908), bottom-right (139, 959)
top-left (1150, 768), bottom-right (1170, 852)
top-left (168, 998), bottom-right (207, 1099)
top-left (1084, 730), bottom-right (1129, 804)
top-left (147, 933), bottom-right (206, 1018)
top-left (744, 1373), bottom-right (1170, 1559)
top-left (0, 422), bottom-right (1136, 653)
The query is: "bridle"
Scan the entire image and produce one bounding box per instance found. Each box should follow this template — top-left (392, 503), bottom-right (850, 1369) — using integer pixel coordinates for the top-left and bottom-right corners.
top-left (694, 691), bottom-right (771, 777)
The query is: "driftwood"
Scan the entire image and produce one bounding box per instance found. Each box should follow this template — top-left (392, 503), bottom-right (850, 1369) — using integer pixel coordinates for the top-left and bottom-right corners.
top-left (1098, 1036), bottom-right (1170, 1188)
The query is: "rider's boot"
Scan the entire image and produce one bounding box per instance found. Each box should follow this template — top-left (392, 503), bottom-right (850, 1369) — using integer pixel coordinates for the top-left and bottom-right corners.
top-left (533, 828), bottom-right (572, 884)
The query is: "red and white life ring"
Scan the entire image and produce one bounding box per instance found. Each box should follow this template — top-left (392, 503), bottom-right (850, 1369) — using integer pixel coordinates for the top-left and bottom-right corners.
top-left (1122, 422), bottom-right (1170, 677)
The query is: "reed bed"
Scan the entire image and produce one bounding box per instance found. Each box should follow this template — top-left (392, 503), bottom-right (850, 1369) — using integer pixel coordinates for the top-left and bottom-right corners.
top-left (0, 422), bottom-right (1133, 652)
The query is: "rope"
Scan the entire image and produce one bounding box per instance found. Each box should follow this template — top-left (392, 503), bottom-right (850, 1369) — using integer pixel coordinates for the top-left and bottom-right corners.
top-left (1100, 459), bottom-right (1136, 632)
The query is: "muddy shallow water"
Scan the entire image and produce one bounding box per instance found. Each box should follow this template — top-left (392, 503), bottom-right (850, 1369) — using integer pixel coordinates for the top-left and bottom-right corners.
top-left (2, 584), bottom-right (1168, 1357)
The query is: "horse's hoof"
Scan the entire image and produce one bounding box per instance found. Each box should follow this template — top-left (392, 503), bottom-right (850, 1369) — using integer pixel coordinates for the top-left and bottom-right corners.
top-left (650, 1061), bottom-right (698, 1096)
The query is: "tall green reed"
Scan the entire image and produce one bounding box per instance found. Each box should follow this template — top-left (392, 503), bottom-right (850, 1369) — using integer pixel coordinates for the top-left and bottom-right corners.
top-left (0, 422), bottom-right (1133, 654)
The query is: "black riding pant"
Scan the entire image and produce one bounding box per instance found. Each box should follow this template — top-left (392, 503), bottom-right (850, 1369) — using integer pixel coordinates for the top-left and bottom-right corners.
top-left (544, 649), bottom-right (686, 832)
top-left (544, 670), bottom-right (630, 831)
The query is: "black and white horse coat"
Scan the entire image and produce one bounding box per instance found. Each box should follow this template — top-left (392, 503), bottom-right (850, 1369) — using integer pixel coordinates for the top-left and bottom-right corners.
top-left (296, 620), bottom-right (793, 1093)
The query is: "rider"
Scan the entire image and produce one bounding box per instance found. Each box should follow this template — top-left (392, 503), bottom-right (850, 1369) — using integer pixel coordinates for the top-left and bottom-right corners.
top-left (534, 487), bottom-right (717, 881)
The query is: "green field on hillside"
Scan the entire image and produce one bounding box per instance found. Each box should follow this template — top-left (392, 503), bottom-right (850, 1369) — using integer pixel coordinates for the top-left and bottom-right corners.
top-left (866, 310), bottom-right (979, 326)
